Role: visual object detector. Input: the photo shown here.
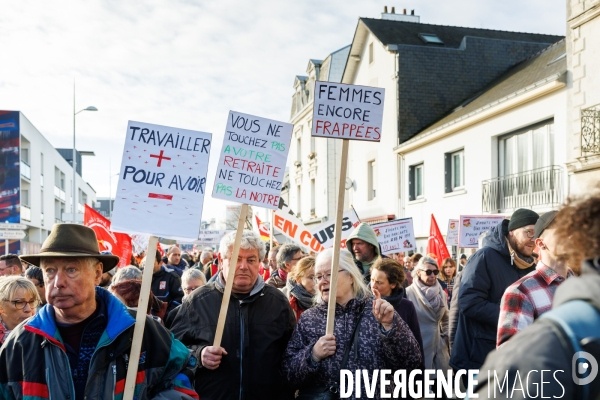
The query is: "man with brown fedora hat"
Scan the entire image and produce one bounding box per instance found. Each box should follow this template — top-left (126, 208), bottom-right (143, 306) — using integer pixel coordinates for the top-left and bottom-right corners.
top-left (0, 224), bottom-right (199, 400)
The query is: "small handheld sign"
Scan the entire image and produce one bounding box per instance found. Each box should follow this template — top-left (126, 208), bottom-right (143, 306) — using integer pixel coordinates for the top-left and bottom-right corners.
top-left (111, 121), bottom-right (212, 400)
top-left (311, 81), bottom-right (385, 334)
top-left (458, 215), bottom-right (505, 248)
top-left (212, 111), bottom-right (292, 348)
top-left (371, 218), bottom-right (416, 255)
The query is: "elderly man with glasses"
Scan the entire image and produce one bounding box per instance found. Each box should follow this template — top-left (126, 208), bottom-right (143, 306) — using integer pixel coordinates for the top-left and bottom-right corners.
top-left (266, 243), bottom-right (304, 289)
top-left (0, 224), bottom-right (198, 400)
top-left (450, 208), bottom-right (539, 381)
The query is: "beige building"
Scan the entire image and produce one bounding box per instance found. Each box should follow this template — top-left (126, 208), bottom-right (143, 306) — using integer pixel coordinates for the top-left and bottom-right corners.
top-left (566, 0), bottom-right (600, 194)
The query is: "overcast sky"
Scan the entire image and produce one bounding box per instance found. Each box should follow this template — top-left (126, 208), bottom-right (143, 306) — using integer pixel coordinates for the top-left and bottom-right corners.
top-left (0, 0), bottom-right (566, 222)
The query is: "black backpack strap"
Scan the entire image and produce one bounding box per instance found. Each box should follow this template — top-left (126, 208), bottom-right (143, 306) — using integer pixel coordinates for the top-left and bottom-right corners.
top-left (340, 303), bottom-right (366, 370)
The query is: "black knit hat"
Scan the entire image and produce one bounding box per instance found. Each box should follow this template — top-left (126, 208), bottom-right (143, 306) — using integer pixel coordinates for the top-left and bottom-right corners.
top-left (507, 208), bottom-right (539, 231)
top-left (534, 210), bottom-right (558, 239)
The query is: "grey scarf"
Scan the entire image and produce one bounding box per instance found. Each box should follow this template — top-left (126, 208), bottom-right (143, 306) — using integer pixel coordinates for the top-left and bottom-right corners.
top-left (415, 277), bottom-right (445, 313)
top-left (286, 279), bottom-right (315, 310)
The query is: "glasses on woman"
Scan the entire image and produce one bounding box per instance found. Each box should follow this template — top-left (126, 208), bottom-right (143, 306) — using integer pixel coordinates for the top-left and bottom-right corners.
top-left (314, 270), bottom-right (345, 282)
top-left (7, 299), bottom-right (39, 310)
top-left (420, 269), bottom-right (439, 276)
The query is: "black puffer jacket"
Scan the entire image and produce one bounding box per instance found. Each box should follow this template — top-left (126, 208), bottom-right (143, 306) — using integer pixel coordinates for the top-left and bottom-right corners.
top-left (475, 257), bottom-right (600, 399)
top-left (170, 274), bottom-right (296, 400)
top-left (151, 266), bottom-right (183, 306)
top-left (450, 220), bottom-right (535, 370)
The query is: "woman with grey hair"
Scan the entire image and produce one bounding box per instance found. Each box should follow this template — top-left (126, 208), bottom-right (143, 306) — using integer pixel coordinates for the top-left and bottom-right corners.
top-left (282, 248), bottom-right (422, 399)
top-left (111, 266), bottom-right (142, 285)
top-left (406, 255), bottom-right (450, 371)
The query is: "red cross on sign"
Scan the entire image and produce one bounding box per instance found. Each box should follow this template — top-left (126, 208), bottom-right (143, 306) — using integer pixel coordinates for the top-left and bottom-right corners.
top-left (150, 150), bottom-right (171, 167)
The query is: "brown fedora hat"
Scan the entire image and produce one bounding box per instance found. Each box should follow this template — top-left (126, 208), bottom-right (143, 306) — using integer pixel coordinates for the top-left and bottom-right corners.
top-left (20, 224), bottom-right (120, 273)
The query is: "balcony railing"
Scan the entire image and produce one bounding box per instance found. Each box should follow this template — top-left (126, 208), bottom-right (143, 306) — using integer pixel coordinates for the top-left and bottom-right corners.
top-left (482, 165), bottom-right (562, 213)
top-left (21, 205), bottom-right (31, 221)
top-left (582, 104), bottom-right (600, 155)
top-left (21, 161), bottom-right (31, 180)
top-left (54, 186), bottom-right (66, 202)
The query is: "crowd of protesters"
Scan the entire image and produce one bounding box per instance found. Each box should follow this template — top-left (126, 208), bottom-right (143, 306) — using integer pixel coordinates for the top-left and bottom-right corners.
top-left (0, 190), bottom-right (599, 399)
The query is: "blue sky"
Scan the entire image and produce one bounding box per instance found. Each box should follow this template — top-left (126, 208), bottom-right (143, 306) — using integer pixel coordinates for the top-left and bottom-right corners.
top-left (0, 0), bottom-right (566, 221)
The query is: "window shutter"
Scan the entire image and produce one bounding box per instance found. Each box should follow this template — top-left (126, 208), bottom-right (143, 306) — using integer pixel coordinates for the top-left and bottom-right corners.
top-left (444, 153), bottom-right (452, 193)
top-left (408, 166), bottom-right (415, 201)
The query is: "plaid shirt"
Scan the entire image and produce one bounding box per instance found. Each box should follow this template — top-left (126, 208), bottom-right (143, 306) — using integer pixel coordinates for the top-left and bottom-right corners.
top-left (497, 262), bottom-right (572, 347)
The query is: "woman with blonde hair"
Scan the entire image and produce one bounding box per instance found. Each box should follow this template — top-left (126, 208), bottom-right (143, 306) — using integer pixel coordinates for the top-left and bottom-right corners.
top-left (284, 255), bottom-right (316, 322)
top-left (438, 257), bottom-right (457, 307)
top-left (0, 276), bottom-right (41, 344)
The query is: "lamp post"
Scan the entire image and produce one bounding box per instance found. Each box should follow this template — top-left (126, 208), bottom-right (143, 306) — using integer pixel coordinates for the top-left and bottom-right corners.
top-left (73, 86), bottom-right (98, 223)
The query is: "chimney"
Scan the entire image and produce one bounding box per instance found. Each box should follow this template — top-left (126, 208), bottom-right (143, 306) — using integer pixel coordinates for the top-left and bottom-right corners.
top-left (380, 7), bottom-right (420, 22)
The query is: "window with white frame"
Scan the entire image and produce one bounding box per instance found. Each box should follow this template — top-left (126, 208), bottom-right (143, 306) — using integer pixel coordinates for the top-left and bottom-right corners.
top-left (409, 163), bottom-right (424, 200)
top-left (311, 179), bottom-right (315, 214)
top-left (500, 119), bottom-right (554, 176)
top-left (444, 149), bottom-right (464, 193)
top-left (297, 137), bottom-right (301, 162)
top-left (297, 185), bottom-right (301, 218)
top-left (369, 43), bottom-right (374, 64)
top-left (368, 160), bottom-right (377, 200)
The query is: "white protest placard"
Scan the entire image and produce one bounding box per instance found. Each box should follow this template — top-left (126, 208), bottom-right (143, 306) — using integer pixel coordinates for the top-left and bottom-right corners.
top-left (197, 230), bottom-right (228, 245)
top-left (111, 121), bottom-right (212, 240)
top-left (458, 215), bottom-right (506, 248)
top-left (446, 219), bottom-right (459, 246)
top-left (312, 81), bottom-right (385, 141)
top-left (212, 111), bottom-right (293, 209)
top-left (273, 207), bottom-right (324, 253)
top-left (371, 218), bottom-right (416, 255)
top-left (309, 208), bottom-right (360, 250)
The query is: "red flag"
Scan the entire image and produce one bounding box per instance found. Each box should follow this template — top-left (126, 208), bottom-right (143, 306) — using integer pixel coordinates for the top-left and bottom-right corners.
top-left (255, 214), bottom-right (277, 244)
top-left (84, 205), bottom-right (133, 268)
top-left (427, 214), bottom-right (451, 265)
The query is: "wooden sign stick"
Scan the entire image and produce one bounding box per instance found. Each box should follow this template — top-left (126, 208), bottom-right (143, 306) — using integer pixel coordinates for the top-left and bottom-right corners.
top-left (213, 203), bottom-right (249, 347)
top-left (124, 235), bottom-right (159, 400)
top-left (326, 139), bottom-right (349, 335)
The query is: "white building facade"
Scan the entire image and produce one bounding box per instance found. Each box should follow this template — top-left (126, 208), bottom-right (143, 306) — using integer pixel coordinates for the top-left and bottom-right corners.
top-left (287, 45), bottom-right (350, 226)
top-left (340, 12), bottom-right (564, 251)
top-left (0, 111), bottom-right (96, 254)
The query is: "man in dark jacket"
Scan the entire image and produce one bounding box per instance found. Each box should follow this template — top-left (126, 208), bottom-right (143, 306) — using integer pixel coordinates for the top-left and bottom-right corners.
top-left (450, 208), bottom-right (539, 372)
top-left (149, 249), bottom-right (184, 307)
top-left (165, 245), bottom-right (187, 277)
top-left (0, 224), bottom-right (197, 399)
top-left (171, 230), bottom-right (296, 400)
top-left (475, 193), bottom-right (600, 399)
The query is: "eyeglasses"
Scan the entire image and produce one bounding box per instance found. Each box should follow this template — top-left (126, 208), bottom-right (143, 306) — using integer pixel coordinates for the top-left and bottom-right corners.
top-left (522, 228), bottom-right (535, 239)
top-left (183, 286), bottom-right (200, 293)
top-left (420, 269), bottom-right (439, 276)
top-left (6, 299), bottom-right (39, 310)
top-left (314, 270), bottom-right (345, 283)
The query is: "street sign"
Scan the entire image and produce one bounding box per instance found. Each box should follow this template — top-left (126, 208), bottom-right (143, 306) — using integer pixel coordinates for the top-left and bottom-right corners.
top-left (0, 223), bottom-right (27, 230)
top-left (0, 230), bottom-right (26, 239)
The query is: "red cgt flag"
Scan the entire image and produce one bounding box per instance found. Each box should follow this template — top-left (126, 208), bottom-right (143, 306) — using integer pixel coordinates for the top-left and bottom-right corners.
top-left (84, 204), bottom-right (133, 268)
top-left (427, 214), bottom-right (451, 265)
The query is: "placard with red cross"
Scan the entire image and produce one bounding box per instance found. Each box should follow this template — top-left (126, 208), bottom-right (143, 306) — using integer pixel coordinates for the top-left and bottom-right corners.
top-left (111, 120), bottom-right (212, 240)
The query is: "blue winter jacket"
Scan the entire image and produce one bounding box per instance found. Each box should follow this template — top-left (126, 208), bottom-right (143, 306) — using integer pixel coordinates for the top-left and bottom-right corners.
top-left (449, 219), bottom-right (535, 370)
top-left (0, 287), bottom-right (198, 400)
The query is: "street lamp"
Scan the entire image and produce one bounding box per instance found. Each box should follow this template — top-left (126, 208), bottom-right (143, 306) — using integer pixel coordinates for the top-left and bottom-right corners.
top-left (73, 97), bottom-right (98, 223)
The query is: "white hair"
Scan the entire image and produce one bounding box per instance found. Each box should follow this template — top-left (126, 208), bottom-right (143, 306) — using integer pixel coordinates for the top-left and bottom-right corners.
top-left (314, 248), bottom-right (370, 304)
top-left (218, 230), bottom-right (266, 260)
top-left (111, 266), bottom-right (142, 285)
top-left (182, 268), bottom-right (207, 285)
top-left (412, 255), bottom-right (439, 278)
